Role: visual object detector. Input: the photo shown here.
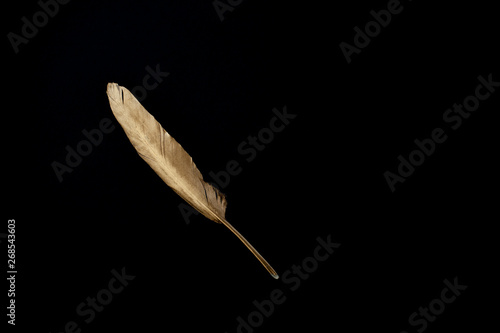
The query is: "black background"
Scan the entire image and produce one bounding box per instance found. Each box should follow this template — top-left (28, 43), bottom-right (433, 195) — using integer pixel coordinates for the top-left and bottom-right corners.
top-left (4, 0), bottom-right (498, 332)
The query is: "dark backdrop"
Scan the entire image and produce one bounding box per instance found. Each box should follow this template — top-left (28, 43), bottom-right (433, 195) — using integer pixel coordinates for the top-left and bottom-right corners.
top-left (4, 0), bottom-right (498, 332)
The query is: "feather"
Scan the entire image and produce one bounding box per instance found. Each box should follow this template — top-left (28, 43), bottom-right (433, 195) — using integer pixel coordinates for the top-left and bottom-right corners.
top-left (106, 83), bottom-right (278, 279)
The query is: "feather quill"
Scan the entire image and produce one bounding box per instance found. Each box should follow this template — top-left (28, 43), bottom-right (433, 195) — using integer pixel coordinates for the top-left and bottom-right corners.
top-left (106, 83), bottom-right (278, 279)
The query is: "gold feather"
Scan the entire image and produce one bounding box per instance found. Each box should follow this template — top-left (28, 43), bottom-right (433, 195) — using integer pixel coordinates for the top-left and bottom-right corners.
top-left (106, 83), bottom-right (278, 279)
